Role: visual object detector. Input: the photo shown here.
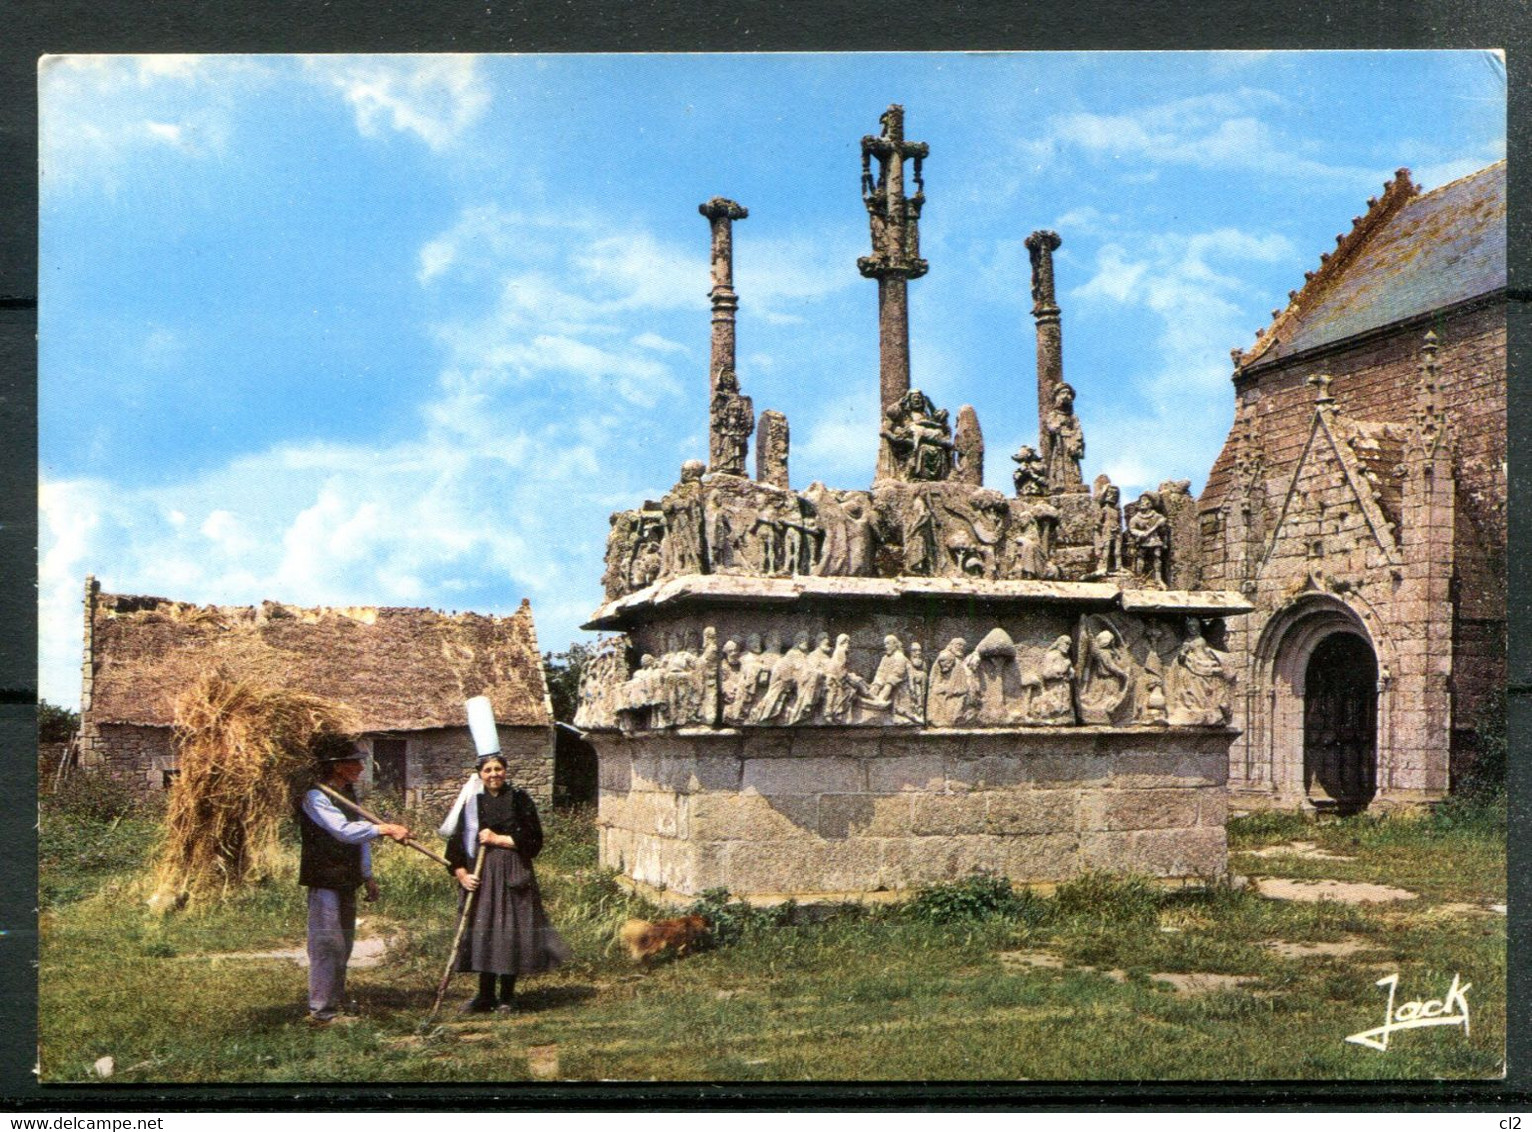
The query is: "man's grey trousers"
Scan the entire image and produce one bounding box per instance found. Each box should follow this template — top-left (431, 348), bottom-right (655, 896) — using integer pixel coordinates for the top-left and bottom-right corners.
top-left (306, 887), bottom-right (357, 1019)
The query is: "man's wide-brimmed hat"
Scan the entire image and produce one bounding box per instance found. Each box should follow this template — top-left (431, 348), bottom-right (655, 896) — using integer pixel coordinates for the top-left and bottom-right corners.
top-left (311, 731), bottom-right (366, 764)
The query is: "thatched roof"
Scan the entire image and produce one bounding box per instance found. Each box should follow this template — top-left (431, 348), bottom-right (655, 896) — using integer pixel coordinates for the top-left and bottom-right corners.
top-left (87, 589), bottom-right (552, 732)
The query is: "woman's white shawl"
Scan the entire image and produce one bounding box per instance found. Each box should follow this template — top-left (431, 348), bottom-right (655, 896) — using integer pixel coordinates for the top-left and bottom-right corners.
top-left (437, 774), bottom-right (484, 862)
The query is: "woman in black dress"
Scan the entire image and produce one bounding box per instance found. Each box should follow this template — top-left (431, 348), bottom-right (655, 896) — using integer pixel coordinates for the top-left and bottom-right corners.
top-left (443, 754), bottom-right (570, 1013)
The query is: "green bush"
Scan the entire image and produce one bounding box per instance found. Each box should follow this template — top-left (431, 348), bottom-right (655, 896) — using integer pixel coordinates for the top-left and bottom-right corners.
top-left (903, 871), bottom-right (1040, 925)
top-left (38, 699), bottom-right (80, 745)
top-left (683, 888), bottom-right (795, 947)
top-left (42, 770), bottom-right (149, 823)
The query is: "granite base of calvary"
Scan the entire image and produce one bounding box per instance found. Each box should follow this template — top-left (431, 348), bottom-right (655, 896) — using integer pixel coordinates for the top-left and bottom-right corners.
top-left (594, 724), bottom-right (1232, 903)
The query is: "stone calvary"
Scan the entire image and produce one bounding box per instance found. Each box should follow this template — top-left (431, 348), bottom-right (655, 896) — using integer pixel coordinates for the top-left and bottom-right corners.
top-left (576, 106), bottom-right (1251, 902)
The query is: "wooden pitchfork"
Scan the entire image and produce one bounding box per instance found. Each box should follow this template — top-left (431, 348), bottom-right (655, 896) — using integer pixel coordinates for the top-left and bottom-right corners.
top-left (427, 843), bottom-right (487, 1023)
top-left (317, 783), bottom-right (451, 868)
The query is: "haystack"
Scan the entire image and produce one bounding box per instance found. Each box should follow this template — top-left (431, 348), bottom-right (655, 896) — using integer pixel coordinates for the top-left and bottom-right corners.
top-left (150, 671), bottom-right (359, 908)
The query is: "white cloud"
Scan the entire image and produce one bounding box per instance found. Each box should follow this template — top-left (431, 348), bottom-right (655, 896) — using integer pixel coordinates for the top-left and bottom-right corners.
top-left (308, 56), bottom-right (489, 151)
top-left (1043, 88), bottom-right (1374, 184)
top-left (38, 412), bottom-right (613, 706)
top-left (40, 55), bottom-right (253, 193)
top-left (1061, 223), bottom-right (1296, 497)
top-left (634, 332), bottom-right (688, 355)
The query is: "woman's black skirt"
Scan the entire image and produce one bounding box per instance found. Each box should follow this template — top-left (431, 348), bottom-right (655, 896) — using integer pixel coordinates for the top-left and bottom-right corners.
top-left (454, 846), bottom-right (571, 976)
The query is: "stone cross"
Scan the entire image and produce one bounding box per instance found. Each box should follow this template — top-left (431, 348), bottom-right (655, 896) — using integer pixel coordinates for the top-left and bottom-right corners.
top-left (858, 105), bottom-right (929, 419)
top-left (1307, 372), bottom-right (1335, 405)
top-left (1026, 229), bottom-right (1064, 473)
top-left (699, 197), bottom-right (748, 396)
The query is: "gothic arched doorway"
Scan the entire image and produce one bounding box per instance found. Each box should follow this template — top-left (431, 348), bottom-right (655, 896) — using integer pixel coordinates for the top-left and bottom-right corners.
top-left (1302, 633), bottom-right (1377, 813)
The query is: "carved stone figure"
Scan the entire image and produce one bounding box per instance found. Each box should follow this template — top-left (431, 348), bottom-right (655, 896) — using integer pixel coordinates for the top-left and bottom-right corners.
top-left (1127, 491), bottom-right (1169, 586)
top-left (785, 504), bottom-right (821, 575)
top-left (661, 462), bottom-right (708, 577)
top-left (966, 627), bottom-right (1025, 726)
top-left (709, 368), bottom-right (754, 476)
top-left (1020, 635), bottom-right (1075, 724)
top-left (842, 494), bottom-right (877, 577)
top-left (1167, 619), bottom-right (1234, 726)
top-left (881, 389), bottom-right (954, 482)
top-left (926, 638), bottom-right (977, 727)
top-left (752, 501), bottom-right (783, 576)
top-left (822, 633), bottom-right (866, 723)
top-left (631, 539), bottom-right (662, 589)
top-left (618, 653), bottom-right (667, 732)
top-left (705, 493), bottom-right (745, 573)
top-left (602, 510), bottom-right (640, 599)
top-left (941, 488), bottom-right (1008, 579)
top-left (1011, 445), bottom-right (1048, 498)
top-left (860, 634), bottom-right (919, 723)
top-left (1092, 476), bottom-right (1124, 576)
top-left (901, 489), bottom-right (939, 576)
top-left (1138, 620), bottom-right (1174, 726)
top-left (807, 485), bottom-right (877, 578)
top-left (1078, 626), bottom-right (1133, 725)
top-left (698, 626), bottom-right (720, 726)
top-left (663, 635), bottom-right (700, 725)
top-left (906, 641), bottom-right (927, 724)
top-left (719, 638), bottom-right (744, 725)
top-left (786, 631), bottom-right (834, 724)
top-left (733, 633), bottom-right (771, 723)
top-left (1010, 506), bottom-right (1059, 580)
top-left (1045, 382), bottom-right (1085, 490)
top-left (752, 630), bottom-right (811, 723)
top-left (574, 640), bottom-right (631, 730)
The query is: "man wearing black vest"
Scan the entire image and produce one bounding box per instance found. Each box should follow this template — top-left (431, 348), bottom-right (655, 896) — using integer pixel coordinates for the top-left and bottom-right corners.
top-left (298, 737), bottom-right (411, 1026)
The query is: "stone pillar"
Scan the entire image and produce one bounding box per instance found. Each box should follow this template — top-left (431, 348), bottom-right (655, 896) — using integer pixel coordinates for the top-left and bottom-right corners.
top-left (858, 104), bottom-right (930, 417)
top-left (756, 410), bottom-right (790, 490)
top-left (79, 575), bottom-right (100, 772)
top-left (699, 197), bottom-right (748, 396)
top-left (1026, 230), bottom-right (1063, 471)
top-left (954, 404), bottom-right (984, 486)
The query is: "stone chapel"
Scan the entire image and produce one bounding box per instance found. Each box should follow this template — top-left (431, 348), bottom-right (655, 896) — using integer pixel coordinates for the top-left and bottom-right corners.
top-left (1198, 162), bottom-right (1506, 813)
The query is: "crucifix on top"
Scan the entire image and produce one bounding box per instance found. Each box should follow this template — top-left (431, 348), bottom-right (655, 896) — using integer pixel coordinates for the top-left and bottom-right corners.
top-left (859, 105), bottom-right (931, 480)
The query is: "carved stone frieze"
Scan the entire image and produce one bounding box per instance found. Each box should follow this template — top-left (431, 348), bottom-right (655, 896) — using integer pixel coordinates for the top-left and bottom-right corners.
top-left (573, 638), bottom-right (632, 731)
top-left (578, 604), bottom-right (1239, 736)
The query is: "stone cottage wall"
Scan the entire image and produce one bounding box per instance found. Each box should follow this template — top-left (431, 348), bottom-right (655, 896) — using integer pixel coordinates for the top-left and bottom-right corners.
top-left (406, 723), bottom-right (554, 813)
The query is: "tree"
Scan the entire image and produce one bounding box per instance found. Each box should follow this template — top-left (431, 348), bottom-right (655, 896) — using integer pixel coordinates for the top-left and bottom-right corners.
top-left (542, 642), bottom-right (597, 723)
top-left (38, 699), bottom-right (80, 745)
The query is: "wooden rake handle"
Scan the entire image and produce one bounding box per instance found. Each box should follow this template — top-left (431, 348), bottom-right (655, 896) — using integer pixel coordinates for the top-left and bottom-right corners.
top-left (317, 783), bottom-right (452, 868)
top-left (429, 844), bottom-right (488, 1021)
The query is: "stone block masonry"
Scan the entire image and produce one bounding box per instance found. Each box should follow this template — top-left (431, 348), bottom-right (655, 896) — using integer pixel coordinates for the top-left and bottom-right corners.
top-left (596, 727), bottom-right (1230, 902)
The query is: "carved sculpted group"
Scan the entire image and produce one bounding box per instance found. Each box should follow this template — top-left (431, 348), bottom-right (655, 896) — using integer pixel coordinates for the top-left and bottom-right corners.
top-left (577, 616), bottom-right (1234, 733)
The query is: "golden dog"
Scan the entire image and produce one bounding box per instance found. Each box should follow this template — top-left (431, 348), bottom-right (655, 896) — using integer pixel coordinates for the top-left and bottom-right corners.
top-left (619, 915), bottom-right (709, 962)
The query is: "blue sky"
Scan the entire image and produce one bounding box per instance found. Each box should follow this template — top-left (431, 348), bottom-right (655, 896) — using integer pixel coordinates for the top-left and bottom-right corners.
top-left (38, 52), bottom-right (1506, 708)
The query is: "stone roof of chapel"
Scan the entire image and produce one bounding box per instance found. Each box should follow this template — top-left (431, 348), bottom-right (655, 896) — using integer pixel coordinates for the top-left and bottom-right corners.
top-left (1238, 160), bottom-right (1505, 371)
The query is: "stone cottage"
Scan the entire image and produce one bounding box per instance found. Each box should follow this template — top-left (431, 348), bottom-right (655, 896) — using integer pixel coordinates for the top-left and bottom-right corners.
top-left (1198, 162), bottom-right (1506, 812)
top-left (77, 576), bottom-right (555, 808)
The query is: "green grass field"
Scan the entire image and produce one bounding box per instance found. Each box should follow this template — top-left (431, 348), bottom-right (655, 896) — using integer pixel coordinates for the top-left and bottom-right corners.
top-left (37, 784), bottom-right (1505, 1083)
